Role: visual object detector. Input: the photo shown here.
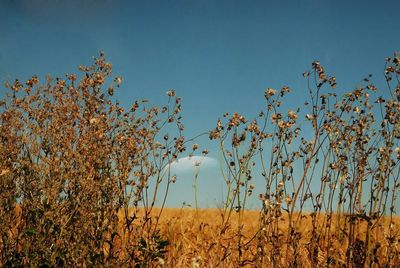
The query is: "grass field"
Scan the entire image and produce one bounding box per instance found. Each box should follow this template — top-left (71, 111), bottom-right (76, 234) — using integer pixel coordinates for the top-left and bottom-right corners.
top-left (113, 208), bottom-right (400, 267)
top-left (3, 206), bottom-right (399, 267)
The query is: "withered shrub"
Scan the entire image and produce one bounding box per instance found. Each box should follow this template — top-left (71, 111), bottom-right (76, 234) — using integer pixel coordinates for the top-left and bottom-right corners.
top-left (0, 53), bottom-right (184, 267)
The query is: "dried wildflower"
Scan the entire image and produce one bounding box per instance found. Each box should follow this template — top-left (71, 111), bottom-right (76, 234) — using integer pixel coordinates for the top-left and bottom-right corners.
top-left (264, 88), bottom-right (276, 98)
top-left (329, 162), bottom-right (337, 170)
top-left (271, 113), bottom-right (282, 122)
top-left (171, 175), bottom-right (177, 183)
top-left (277, 121), bottom-right (285, 129)
top-left (305, 114), bottom-right (314, 120)
top-left (115, 76), bottom-right (122, 86)
top-left (166, 89), bottom-right (176, 97)
top-left (229, 112), bottom-right (246, 126)
top-left (89, 117), bottom-right (99, 124)
top-left (248, 120), bottom-right (260, 134)
top-left (108, 85), bottom-right (114, 96)
top-left (288, 110), bottom-right (298, 120)
top-left (283, 160), bottom-right (292, 167)
top-left (209, 129), bottom-right (220, 140)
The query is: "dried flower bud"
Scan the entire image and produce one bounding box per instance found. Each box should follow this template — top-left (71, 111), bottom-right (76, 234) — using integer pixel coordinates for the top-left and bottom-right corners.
top-left (166, 89), bottom-right (176, 97)
top-left (89, 118), bottom-right (99, 125)
top-left (108, 85), bottom-right (114, 96)
top-left (288, 110), bottom-right (298, 120)
top-left (115, 76), bottom-right (122, 86)
top-left (265, 88), bottom-right (276, 98)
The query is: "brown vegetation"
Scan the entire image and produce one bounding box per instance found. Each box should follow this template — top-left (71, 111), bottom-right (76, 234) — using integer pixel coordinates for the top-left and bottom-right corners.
top-left (1, 52), bottom-right (399, 267)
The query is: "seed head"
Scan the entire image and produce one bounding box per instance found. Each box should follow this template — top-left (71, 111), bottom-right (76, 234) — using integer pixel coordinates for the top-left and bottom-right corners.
top-left (171, 175), bottom-right (177, 183)
top-left (265, 88), bottom-right (276, 98)
top-left (115, 76), bottom-right (122, 86)
top-left (288, 110), bottom-right (298, 120)
top-left (166, 89), bottom-right (176, 97)
top-left (192, 144), bottom-right (199, 151)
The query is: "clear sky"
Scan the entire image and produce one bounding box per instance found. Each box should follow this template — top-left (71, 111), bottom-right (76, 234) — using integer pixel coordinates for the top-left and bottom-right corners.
top-left (1, 0), bottom-right (399, 208)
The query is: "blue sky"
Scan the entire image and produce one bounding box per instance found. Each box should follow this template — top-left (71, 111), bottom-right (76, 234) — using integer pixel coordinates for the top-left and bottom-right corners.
top-left (1, 0), bottom-right (399, 208)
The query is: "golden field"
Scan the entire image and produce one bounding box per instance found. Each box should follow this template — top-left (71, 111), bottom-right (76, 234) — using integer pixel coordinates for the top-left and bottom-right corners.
top-left (115, 208), bottom-right (400, 267)
top-left (4, 206), bottom-right (400, 267)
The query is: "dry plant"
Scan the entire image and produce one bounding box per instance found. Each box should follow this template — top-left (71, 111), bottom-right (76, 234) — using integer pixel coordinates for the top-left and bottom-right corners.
top-left (0, 52), bottom-right (186, 267)
top-left (1, 52), bottom-right (399, 267)
top-left (208, 52), bottom-right (400, 267)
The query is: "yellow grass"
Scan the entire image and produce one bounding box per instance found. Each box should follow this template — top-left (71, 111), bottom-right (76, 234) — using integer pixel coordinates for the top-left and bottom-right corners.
top-left (6, 206), bottom-right (399, 266)
top-left (116, 208), bottom-right (400, 267)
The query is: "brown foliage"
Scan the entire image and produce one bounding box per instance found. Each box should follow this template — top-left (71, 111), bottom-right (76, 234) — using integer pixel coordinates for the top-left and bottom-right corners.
top-left (0, 53), bottom-right (185, 266)
top-left (1, 52), bottom-right (399, 267)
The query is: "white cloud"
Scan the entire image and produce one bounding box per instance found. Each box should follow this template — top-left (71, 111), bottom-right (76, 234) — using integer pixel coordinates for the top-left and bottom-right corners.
top-left (168, 156), bottom-right (218, 174)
